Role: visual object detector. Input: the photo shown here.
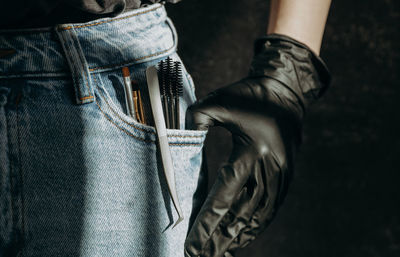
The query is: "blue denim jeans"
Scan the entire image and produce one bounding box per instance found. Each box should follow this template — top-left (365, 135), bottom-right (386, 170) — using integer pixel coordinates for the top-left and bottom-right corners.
top-left (0, 3), bottom-right (207, 257)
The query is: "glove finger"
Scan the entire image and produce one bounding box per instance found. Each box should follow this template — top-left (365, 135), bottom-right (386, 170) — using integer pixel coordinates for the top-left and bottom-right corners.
top-left (186, 90), bottom-right (239, 131)
top-left (227, 153), bottom-right (291, 252)
top-left (225, 226), bottom-right (257, 253)
top-left (225, 207), bottom-right (275, 253)
top-left (229, 157), bottom-right (266, 219)
top-left (185, 151), bottom-right (254, 257)
top-left (201, 159), bottom-right (266, 257)
top-left (185, 92), bottom-right (218, 130)
top-left (223, 251), bottom-right (235, 257)
top-left (250, 152), bottom-right (292, 228)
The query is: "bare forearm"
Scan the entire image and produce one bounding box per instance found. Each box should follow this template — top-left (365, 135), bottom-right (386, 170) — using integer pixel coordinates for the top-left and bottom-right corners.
top-left (267, 0), bottom-right (331, 55)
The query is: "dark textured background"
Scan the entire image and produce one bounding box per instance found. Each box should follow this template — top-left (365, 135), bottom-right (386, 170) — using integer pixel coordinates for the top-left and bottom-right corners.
top-left (167, 0), bottom-right (400, 256)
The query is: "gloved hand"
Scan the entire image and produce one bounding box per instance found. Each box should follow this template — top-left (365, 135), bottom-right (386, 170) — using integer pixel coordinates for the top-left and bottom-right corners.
top-left (184, 34), bottom-right (331, 257)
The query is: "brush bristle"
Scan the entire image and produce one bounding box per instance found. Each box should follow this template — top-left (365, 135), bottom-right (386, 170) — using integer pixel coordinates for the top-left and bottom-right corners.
top-left (157, 57), bottom-right (184, 97)
top-left (122, 67), bottom-right (130, 77)
top-left (174, 61), bottom-right (183, 96)
top-left (166, 57), bottom-right (173, 95)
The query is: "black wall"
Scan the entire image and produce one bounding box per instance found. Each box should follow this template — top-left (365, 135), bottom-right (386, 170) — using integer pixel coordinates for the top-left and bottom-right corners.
top-left (167, 0), bottom-right (400, 256)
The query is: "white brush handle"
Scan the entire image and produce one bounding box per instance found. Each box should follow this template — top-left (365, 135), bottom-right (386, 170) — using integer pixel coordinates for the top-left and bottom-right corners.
top-left (123, 75), bottom-right (135, 119)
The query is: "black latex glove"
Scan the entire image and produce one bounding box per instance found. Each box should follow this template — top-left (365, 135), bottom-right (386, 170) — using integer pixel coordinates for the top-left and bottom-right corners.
top-left (184, 34), bottom-right (331, 257)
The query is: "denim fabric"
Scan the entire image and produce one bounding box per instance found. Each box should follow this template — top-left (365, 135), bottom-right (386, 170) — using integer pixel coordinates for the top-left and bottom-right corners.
top-left (0, 3), bottom-right (207, 257)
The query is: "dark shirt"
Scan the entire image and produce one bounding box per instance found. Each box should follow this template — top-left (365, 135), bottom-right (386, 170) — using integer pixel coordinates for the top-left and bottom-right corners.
top-left (1, 0), bottom-right (181, 29)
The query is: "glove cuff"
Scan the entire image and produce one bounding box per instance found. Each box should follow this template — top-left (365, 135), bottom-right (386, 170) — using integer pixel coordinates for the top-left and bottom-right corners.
top-left (249, 33), bottom-right (331, 109)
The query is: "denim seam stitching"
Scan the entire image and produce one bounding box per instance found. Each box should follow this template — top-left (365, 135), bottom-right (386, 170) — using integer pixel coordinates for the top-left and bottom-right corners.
top-left (93, 74), bottom-right (205, 139)
top-left (185, 73), bottom-right (197, 101)
top-left (55, 28), bottom-right (94, 101)
top-left (57, 5), bottom-right (163, 31)
top-left (0, 71), bottom-right (69, 77)
top-left (94, 98), bottom-right (154, 143)
top-left (93, 74), bottom-right (204, 138)
top-left (71, 27), bottom-right (94, 101)
top-left (94, 98), bottom-right (203, 146)
top-left (88, 45), bottom-right (175, 72)
top-left (57, 29), bottom-right (84, 100)
top-left (92, 74), bottom-right (205, 145)
top-left (5, 90), bottom-right (19, 256)
top-left (15, 90), bottom-right (26, 254)
top-left (92, 74), bottom-right (155, 133)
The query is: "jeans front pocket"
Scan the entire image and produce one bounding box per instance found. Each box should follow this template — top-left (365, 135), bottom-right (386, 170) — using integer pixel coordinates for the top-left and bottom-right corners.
top-left (79, 54), bottom-right (207, 257)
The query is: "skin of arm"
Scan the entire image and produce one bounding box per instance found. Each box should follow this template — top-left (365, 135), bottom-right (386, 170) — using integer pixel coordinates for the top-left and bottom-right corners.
top-left (267, 0), bottom-right (332, 55)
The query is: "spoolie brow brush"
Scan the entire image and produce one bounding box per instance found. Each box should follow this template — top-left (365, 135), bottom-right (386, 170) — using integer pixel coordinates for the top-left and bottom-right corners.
top-left (166, 57), bottom-right (175, 129)
top-left (173, 61), bottom-right (183, 129)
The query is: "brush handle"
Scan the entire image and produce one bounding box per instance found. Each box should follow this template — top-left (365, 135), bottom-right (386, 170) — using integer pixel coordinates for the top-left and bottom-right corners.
top-left (122, 73), bottom-right (136, 120)
top-left (173, 61), bottom-right (183, 129)
top-left (162, 95), bottom-right (170, 129)
top-left (137, 89), bottom-right (146, 124)
top-left (175, 96), bottom-right (180, 129)
top-left (170, 97), bottom-right (176, 129)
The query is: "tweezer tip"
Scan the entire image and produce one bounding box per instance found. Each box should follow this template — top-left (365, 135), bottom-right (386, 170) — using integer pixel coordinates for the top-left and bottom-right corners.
top-left (172, 216), bottom-right (184, 229)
